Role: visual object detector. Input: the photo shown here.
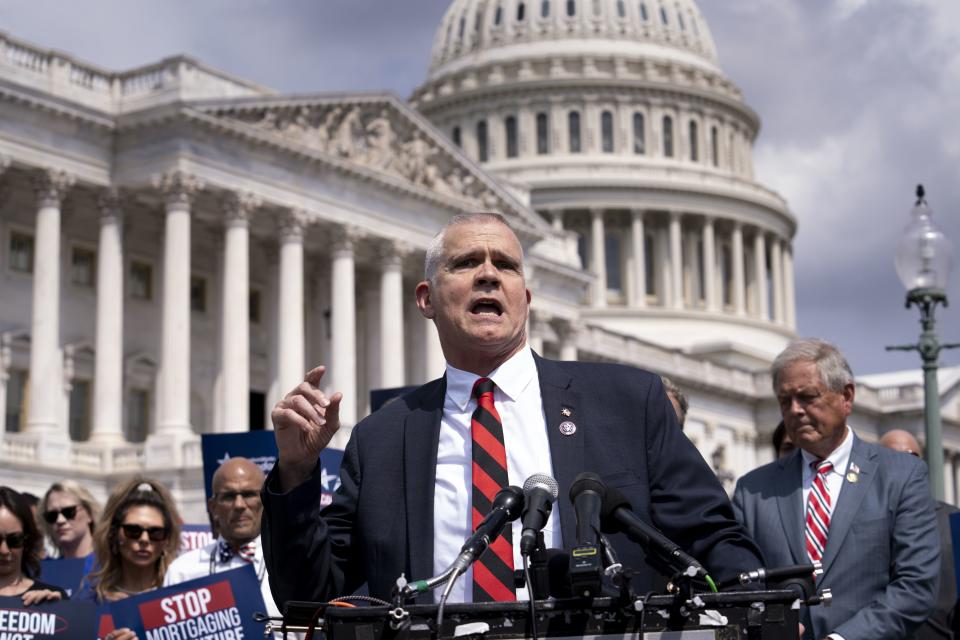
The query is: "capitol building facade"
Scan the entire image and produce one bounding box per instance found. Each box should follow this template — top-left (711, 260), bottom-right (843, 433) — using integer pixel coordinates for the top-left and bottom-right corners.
top-left (1, 0), bottom-right (959, 520)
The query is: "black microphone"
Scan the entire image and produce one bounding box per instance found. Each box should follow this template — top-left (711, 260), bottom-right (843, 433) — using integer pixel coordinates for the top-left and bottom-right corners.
top-left (570, 472), bottom-right (605, 546)
top-left (600, 484), bottom-right (706, 578)
top-left (519, 473), bottom-right (559, 557)
top-left (451, 485), bottom-right (524, 573)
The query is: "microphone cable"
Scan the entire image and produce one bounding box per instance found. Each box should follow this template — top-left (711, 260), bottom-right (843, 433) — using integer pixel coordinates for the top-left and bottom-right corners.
top-left (523, 554), bottom-right (540, 640)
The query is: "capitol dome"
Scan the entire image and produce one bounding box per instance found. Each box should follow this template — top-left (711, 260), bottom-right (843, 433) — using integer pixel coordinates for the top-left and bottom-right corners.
top-left (427, 0), bottom-right (720, 81)
top-left (413, 0), bottom-right (796, 369)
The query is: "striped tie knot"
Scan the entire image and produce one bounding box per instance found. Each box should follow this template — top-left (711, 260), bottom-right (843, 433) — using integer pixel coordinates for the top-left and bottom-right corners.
top-left (473, 377), bottom-right (495, 399)
top-left (814, 460), bottom-right (833, 476)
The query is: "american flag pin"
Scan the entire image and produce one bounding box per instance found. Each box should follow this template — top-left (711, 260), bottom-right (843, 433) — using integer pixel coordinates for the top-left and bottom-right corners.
top-left (561, 407), bottom-right (572, 417)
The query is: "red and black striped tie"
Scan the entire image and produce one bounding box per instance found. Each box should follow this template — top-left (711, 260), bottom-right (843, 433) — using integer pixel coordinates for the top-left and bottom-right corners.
top-left (470, 377), bottom-right (516, 602)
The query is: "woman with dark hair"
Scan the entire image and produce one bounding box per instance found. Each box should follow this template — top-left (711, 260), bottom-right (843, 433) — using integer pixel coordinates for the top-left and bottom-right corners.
top-left (0, 486), bottom-right (67, 604)
top-left (75, 477), bottom-right (181, 607)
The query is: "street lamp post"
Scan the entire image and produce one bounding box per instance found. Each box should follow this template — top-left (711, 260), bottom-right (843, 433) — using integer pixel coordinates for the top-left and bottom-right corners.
top-left (886, 185), bottom-right (958, 501)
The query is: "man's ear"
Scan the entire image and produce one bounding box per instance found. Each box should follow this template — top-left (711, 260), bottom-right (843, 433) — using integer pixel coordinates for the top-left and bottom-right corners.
top-left (416, 281), bottom-right (435, 319)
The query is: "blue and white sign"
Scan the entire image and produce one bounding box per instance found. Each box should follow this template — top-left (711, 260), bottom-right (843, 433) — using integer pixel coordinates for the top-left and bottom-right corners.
top-left (0, 597), bottom-right (97, 639)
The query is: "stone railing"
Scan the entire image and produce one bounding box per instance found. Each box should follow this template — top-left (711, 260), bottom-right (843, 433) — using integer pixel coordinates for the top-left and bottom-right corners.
top-left (0, 31), bottom-right (270, 114)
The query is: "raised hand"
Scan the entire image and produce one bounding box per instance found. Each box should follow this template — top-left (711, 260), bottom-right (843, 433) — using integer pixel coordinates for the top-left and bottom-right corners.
top-left (271, 365), bottom-right (343, 490)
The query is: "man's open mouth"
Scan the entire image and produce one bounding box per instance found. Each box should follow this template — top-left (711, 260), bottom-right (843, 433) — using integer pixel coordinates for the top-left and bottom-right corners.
top-left (470, 299), bottom-right (503, 316)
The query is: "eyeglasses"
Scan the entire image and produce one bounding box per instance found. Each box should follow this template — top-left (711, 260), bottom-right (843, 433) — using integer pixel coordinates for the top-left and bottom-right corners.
top-left (42, 505), bottom-right (80, 524)
top-left (214, 490), bottom-right (261, 506)
top-left (119, 524), bottom-right (169, 542)
top-left (0, 532), bottom-right (26, 549)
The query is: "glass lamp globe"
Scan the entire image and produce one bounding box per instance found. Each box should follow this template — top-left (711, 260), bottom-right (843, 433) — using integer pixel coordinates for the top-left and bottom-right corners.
top-left (894, 189), bottom-right (954, 291)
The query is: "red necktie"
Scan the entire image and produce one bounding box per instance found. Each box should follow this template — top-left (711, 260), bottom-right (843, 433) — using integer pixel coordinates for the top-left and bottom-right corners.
top-left (805, 460), bottom-right (833, 562)
top-left (470, 377), bottom-right (516, 602)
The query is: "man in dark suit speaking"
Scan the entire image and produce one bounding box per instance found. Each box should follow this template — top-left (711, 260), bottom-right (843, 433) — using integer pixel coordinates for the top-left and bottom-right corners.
top-left (733, 339), bottom-right (939, 640)
top-left (262, 212), bottom-right (763, 606)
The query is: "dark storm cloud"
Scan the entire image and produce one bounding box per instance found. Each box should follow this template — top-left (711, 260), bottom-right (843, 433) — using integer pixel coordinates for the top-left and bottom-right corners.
top-left (1, 0), bottom-right (957, 374)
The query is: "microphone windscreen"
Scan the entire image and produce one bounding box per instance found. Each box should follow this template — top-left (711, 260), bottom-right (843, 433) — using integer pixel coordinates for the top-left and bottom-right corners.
top-left (569, 472), bottom-right (606, 502)
top-left (599, 485), bottom-right (632, 532)
top-left (523, 472), bottom-right (560, 500)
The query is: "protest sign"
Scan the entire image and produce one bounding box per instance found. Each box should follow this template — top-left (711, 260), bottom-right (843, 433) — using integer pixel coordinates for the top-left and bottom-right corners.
top-left (0, 597), bottom-right (96, 640)
top-left (107, 565), bottom-right (266, 640)
top-left (180, 524), bottom-right (215, 554)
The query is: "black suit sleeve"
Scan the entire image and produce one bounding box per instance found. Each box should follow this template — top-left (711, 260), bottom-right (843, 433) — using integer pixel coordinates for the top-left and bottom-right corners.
top-left (262, 432), bottom-right (365, 609)
top-left (642, 375), bottom-right (765, 582)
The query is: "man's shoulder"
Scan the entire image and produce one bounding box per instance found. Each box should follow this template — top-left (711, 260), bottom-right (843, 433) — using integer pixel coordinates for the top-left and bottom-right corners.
top-left (536, 355), bottom-right (659, 386)
top-left (166, 543), bottom-right (215, 582)
top-left (854, 436), bottom-right (927, 480)
top-left (736, 457), bottom-right (791, 493)
top-left (355, 377), bottom-right (444, 430)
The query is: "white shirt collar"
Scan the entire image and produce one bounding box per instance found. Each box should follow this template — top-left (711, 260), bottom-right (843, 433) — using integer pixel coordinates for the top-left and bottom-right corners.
top-left (445, 345), bottom-right (536, 411)
top-left (801, 425), bottom-right (854, 475)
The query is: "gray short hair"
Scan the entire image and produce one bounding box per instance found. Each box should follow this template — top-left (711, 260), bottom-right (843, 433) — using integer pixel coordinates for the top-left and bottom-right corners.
top-left (424, 212), bottom-right (516, 283)
top-left (771, 338), bottom-right (854, 393)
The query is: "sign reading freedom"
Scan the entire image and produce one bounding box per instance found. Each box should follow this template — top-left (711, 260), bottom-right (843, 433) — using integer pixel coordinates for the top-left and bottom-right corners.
top-left (0, 597), bottom-right (96, 639)
top-left (107, 565), bottom-right (266, 640)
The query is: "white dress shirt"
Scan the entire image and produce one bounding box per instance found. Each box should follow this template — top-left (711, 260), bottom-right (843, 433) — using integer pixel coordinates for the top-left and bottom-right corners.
top-left (433, 345), bottom-right (563, 603)
top-left (799, 426), bottom-right (854, 640)
top-left (164, 535), bottom-right (283, 636)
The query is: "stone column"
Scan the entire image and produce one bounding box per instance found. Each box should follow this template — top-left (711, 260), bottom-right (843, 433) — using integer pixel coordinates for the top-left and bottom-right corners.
top-left (590, 208), bottom-right (607, 308)
top-left (424, 318), bottom-right (446, 380)
top-left (26, 170), bottom-right (74, 436)
top-left (731, 222), bottom-right (746, 315)
top-left (91, 189), bottom-right (125, 442)
top-left (277, 210), bottom-right (308, 396)
top-left (630, 209), bottom-right (646, 308)
top-left (379, 240), bottom-right (407, 390)
top-left (155, 171), bottom-right (202, 436)
top-left (669, 212), bottom-right (684, 309)
top-left (782, 242), bottom-right (797, 329)
top-left (331, 226), bottom-right (359, 427)
top-left (558, 321), bottom-right (579, 361)
top-left (702, 217), bottom-right (717, 311)
top-left (770, 235), bottom-right (784, 324)
top-left (549, 210), bottom-right (564, 232)
top-left (218, 192), bottom-right (260, 432)
top-left (753, 230), bottom-right (769, 320)
top-left (528, 312), bottom-right (548, 355)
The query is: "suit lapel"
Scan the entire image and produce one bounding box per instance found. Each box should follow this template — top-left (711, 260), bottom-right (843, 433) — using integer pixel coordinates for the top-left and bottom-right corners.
top-left (534, 354), bottom-right (582, 549)
top-left (819, 436), bottom-right (877, 579)
top-left (776, 451), bottom-right (807, 564)
top-left (402, 377), bottom-right (445, 595)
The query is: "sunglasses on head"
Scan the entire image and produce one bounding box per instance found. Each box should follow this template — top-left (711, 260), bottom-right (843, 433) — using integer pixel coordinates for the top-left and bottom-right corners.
top-left (0, 532), bottom-right (26, 549)
top-left (42, 505), bottom-right (79, 524)
top-left (119, 524), bottom-right (168, 542)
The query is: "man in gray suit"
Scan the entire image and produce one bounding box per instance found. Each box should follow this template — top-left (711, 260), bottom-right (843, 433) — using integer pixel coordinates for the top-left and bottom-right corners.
top-left (733, 339), bottom-right (940, 640)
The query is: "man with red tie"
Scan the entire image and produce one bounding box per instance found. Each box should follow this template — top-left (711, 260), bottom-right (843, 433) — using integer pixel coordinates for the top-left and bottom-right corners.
top-left (263, 212), bottom-right (763, 606)
top-left (733, 339), bottom-right (940, 640)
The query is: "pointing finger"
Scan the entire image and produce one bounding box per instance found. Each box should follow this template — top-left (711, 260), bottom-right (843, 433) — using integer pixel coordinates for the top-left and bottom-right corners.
top-left (304, 365), bottom-right (327, 387)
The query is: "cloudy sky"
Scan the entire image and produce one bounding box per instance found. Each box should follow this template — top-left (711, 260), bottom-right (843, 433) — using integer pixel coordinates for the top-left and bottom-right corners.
top-left (2, 0), bottom-right (958, 376)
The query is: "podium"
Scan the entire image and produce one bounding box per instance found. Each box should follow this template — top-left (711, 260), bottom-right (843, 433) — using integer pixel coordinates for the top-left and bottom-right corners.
top-left (278, 591), bottom-right (800, 640)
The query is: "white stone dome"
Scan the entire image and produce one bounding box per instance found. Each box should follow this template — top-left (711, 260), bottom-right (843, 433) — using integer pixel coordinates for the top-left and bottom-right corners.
top-left (428, 0), bottom-right (720, 81)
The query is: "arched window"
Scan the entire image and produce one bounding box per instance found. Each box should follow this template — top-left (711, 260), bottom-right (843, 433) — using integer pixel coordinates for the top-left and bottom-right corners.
top-left (568, 111), bottom-right (581, 153)
top-left (476, 9), bottom-right (484, 32)
top-left (459, 16), bottom-right (466, 38)
top-left (494, 4), bottom-right (503, 25)
top-left (617, 0), bottom-right (626, 17)
top-left (541, 0), bottom-right (550, 17)
top-left (689, 120), bottom-right (698, 162)
top-left (632, 112), bottom-right (645, 154)
top-left (477, 120), bottom-right (489, 162)
top-left (452, 126), bottom-right (462, 147)
top-left (601, 110), bottom-right (615, 153)
top-left (536, 112), bottom-right (550, 154)
top-left (644, 232), bottom-right (656, 299)
top-left (711, 126), bottom-right (719, 167)
top-left (721, 244), bottom-right (732, 306)
top-left (505, 116), bottom-right (518, 158)
top-left (660, 6), bottom-right (668, 24)
top-left (677, 9), bottom-right (685, 30)
top-left (639, 2), bottom-right (648, 20)
top-left (566, 0), bottom-right (576, 17)
top-left (662, 115), bottom-right (673, 157)
top-left (517, 2), bottom-right (526, 21)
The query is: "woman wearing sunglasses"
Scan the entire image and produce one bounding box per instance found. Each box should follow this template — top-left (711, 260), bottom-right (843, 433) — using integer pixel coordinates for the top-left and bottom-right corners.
top-left (75, 477), bottom-right (181, 608)
top-left (0, 486), bottom-right (67, 605)
top-left (40, 480), bottom-right (101, 560)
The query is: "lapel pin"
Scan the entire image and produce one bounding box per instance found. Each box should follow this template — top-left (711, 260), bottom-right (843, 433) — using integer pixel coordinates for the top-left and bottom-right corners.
top-left (559, 421), bottom-right (576, 436)
top-left (561, 407), bottom-right (572, 417)
top-left (846, 462), bottom-right (860, 483)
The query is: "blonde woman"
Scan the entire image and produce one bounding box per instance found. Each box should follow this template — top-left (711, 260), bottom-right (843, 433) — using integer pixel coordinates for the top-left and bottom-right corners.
top-left (40, 480), bottom-right (101, 560)
top-left (75, 478), bottom-right (181, 607)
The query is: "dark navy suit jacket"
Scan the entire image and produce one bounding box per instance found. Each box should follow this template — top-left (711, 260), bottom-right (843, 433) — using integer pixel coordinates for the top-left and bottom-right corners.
top-left (263, 355), bottom-right (764, 605)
